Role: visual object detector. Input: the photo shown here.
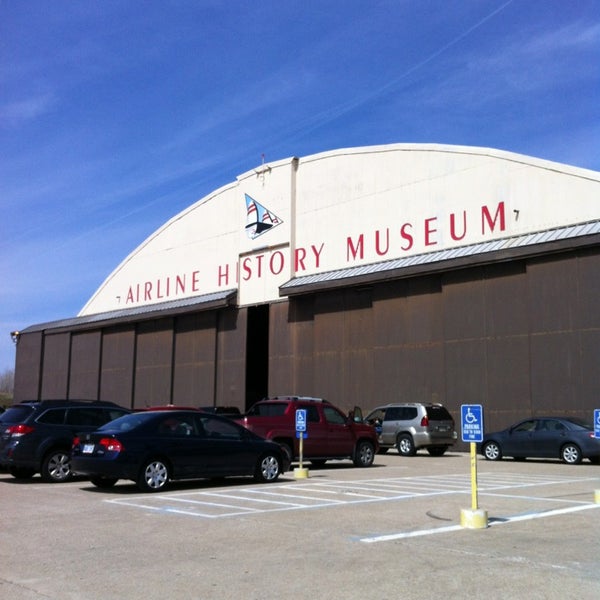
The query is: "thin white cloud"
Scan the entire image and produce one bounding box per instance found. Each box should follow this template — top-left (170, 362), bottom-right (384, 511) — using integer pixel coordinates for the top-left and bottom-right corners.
top-left (0, 93), bottom-right (56, 126)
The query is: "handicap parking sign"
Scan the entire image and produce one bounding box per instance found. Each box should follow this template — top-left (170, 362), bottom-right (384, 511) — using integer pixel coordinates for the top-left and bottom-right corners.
top-left (295, 409), bottom-right (307, 432)
top-left (461, 404), bottom-right (484, 443)
top-left (594, 409), bottom-right (600, 439)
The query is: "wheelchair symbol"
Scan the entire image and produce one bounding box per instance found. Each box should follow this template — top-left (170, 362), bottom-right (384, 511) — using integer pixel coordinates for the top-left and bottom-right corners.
top-left (465, 407), bottom-right (478, 424)
top-left (596, 412), bottom-right (600, 426)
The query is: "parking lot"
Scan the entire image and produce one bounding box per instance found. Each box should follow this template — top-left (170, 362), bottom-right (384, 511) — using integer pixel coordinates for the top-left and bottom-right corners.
top-left (2, 452), bottom-right (599, 599)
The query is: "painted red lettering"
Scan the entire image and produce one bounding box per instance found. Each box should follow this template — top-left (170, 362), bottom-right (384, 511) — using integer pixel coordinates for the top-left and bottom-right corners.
top-left (192, 270), bottom-right (200, 291)
top-left (482, 201), bottom-right (505, 234)
top-left (425, 217), bottom-right (438, 246)
top-left (347, 235), bottom-right (364, 261)
top-left (218, 264), bottom-right (230, 286)
top-left (450, 211), bottom-right (467, 241)
top-left (400, 223), bottom-right (413, 250)
top-left (270, 251), bottom-right (284, 275)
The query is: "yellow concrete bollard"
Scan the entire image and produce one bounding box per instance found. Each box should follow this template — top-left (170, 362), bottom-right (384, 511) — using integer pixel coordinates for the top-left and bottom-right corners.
top-left (460, 508), bottom-right (489, 529)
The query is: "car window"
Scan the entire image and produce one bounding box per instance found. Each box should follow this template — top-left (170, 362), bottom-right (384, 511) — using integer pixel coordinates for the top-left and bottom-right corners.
top-left (323, 406), bottom-right (346, 425)
top-left (158, 416), bottom-right (197, 437)
top-left (513, 420), bottom-right (536, 432)
top-left (541, 420), bottom-right (566, 432)
top-left (66, 408), bottom-right (110, 427)
top-left (246, 403), bottom-right (287, 417)
top-left (37, 409), bottom-right (67, 425)
top-left (367, 408), bottom-right (385, 424)
top-left (305, 405), bottom-right (320, 423)
top-left (427, 406), bottom-right (453, 421)
top-left (201, 416), bottom-right (243, 441)
top-left (0, 405), bottom-right (35, 423)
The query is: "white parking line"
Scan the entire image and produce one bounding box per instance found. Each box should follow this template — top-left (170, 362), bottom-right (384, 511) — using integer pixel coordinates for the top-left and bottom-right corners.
top-left (359, 503), bottom-right (600, 543)
top-left (104, 473), bottom-right (598, 521)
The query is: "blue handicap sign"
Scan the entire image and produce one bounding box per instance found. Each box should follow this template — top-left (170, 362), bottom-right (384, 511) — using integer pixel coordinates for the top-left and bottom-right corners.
top-left (295, 409), bottom-right (307, 432)
top-left (594, 409), bottom-right (600, 439)
top-left (461, 404), bottom-right (484, 443)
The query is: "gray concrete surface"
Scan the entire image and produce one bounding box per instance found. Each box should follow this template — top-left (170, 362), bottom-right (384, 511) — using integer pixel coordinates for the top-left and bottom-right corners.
top-left (1, 452), bottom-right (599, 599)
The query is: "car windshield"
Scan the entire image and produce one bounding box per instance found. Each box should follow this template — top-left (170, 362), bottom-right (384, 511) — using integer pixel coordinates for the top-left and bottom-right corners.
top-left (564, 417), bottom-right (593, 430)
top-left (97, 412), bottom-right (156, 433)
top-left (0, 405), bottom-right (35, 423)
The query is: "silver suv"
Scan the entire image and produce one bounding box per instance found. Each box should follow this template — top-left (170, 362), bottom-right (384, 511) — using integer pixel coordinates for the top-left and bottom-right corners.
top-left (364, 403), bottom-right (457, 456)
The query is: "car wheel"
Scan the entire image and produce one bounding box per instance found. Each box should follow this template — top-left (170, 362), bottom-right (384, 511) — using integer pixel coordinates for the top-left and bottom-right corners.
top-left (354, 440), bottom-right (375, 467)
top-left (41, 449), bottom-right (73, 482)
top-left (397, 434), bottom-right (416, 457)
top-left (483, 441), bottom-right (502, 461)
top-left (427, 446), bottom-right (448, 457)
top-left (254, 453), bottom-right (281, 482)
top-left (90, 476), bottom-right (119, 489)
top-left (9, 466), bottom-right (36, 479)
top-left (561, 443), bottom-right (582, 464)
top-left (137, 459), bottom-right (170, 492)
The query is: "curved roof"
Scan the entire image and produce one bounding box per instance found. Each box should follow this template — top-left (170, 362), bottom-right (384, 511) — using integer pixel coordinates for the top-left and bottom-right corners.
top-left (80, 143), bottom-right (600, 317)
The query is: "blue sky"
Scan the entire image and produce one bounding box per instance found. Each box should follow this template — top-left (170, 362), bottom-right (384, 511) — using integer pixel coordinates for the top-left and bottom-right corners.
top-left (1, 0), bottom-right (599, 374)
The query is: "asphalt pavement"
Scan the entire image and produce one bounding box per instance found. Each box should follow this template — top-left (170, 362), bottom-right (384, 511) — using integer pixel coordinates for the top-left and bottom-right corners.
top-left (1, 451), bottom-right (599, 599)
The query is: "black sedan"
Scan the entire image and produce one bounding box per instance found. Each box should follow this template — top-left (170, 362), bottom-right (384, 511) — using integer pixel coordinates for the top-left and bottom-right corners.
top-left (481, 417), bottom-right (600, 465)
top-left (71, 410), bottom-right (289, 492)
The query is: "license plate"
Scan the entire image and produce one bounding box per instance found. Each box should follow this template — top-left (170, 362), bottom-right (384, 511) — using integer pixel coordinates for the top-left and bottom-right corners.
top-left (82, 444), bottom-right (95, 454)
top-left (438, 426), bottom-right (450, 432)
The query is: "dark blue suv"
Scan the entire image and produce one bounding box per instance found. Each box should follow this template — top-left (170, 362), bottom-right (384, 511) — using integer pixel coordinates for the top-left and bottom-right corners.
top-left (0, 400), bottom-right (129, 482)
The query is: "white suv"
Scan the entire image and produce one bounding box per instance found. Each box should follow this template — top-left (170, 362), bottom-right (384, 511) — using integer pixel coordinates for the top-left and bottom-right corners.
top-left (365, 403), bottom-right (457, 456)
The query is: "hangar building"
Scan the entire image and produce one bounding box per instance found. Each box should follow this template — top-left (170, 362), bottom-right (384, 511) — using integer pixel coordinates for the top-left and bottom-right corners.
top-left (12, 144), bottom-right (600, 437)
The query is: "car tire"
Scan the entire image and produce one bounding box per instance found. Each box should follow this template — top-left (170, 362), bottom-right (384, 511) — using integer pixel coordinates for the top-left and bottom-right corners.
top-left (427, 446), bottom-right (448, 457)
top-left (397, 434), bottom-right (416, 457)
top-left (254, 453), bottom-right (281, 483)
top-left (90, 476), bottom-right (119, 489)
top-left (41, 449), bottom-right (73, 482)
top-left (561, 443), bottom-right (582, 464)
top-left (137, 458), bottom-right (170, 492)
top-left (353, 440), bottom-right (375, 467)
top-left (483, 441), bottom-right (502, 461)
top-left (9, 466), bottom-right (36, 479)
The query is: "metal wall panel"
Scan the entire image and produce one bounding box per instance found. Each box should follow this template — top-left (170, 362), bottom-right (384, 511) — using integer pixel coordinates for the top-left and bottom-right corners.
top-left (172, 312), bottom-right (217, 406)
top-left (40, 333), bottom-right (70, 399)
top-left (134, 319), bottom-right (174, 407)
top-left (13, 331), bottom-right (42, 401)
top-left (100, 327), bottom-right (135, 406)
top-left (69, 331), bottom-right (101, 400)
top-left (215, 308), bottom-right (246, 409)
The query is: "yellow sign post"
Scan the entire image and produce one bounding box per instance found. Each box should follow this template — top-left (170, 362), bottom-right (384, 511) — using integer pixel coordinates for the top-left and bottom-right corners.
top-left (460, 404), bottom-right (488, 529)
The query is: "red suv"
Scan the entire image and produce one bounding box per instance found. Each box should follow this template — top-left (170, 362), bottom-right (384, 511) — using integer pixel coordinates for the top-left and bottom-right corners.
top-left (237, 396), bottom-right (378, 467)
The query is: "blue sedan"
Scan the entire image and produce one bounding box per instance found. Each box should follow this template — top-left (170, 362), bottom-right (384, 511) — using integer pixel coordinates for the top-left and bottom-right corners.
top-left (480, 417), bottom-right (600, 465)
top-left (72, 410), bottom-right (289, 491)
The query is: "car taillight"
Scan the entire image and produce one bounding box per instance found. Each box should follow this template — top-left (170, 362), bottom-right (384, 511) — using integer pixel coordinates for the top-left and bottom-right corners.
top-left (420, 416), bottom-right (429, 427)
top-left (99, 438), bottom-right (123, 452)
top-left (7, 424), bottom-right (35, 437)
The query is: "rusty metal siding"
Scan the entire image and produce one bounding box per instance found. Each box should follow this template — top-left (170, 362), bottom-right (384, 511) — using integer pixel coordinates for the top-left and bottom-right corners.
top-left (69, 331), bottom-right (101, 400)
top-left (268, 301), bottom-right (296, 395)
top-left (13, 331), bottom-right (43, 401)
top-left (99, 327), bottom-right (135, 406)
top-left (172, 312), bottom-right (217, 406)
top-left (134, 319), bottom-right (174, 407)
top-left (215, 308), bottom-right (246, 409)
top-left (40, 333), bottom-right (70, 400)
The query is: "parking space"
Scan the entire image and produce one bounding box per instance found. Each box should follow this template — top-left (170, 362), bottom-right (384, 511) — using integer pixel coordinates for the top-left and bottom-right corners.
top-left (104, 471), bottom-right (599, 522)
top-left (2, 453), bottom-right (599, 599)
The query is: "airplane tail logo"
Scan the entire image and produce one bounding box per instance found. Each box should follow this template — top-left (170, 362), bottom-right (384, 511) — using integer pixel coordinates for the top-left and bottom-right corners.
top-left (245, 194), bottom-right (283, 240)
